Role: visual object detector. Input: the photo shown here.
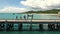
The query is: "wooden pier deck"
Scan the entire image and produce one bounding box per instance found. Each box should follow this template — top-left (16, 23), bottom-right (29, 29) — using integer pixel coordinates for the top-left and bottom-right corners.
top-left (0, 20), bottom-right (60, 22)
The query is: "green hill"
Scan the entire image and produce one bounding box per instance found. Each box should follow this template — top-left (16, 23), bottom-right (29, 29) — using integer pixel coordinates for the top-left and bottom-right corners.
top-left (25, 9), bottom-right (60, 14)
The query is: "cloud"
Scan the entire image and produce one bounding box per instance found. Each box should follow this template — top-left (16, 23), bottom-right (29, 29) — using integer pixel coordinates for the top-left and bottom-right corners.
top-left (0, 7), bottom-right (29, 13)
top-left (21, 0), bottom-right (60, 11)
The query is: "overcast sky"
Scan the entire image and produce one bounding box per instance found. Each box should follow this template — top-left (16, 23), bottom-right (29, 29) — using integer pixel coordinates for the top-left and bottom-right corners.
top-left (21, 0), bottom-right (60, 11)
top-left (0, 0), bottom-right (60, 13)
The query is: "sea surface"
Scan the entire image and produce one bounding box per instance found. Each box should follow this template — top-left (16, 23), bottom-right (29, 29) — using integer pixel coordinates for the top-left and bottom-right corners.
top-left (0, 13), bottom-right (60, 20)
top-left (0, 31), bottom-right (60, 34)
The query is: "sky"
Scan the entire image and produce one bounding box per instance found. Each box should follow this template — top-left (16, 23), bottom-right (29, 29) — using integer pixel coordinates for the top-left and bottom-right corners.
top-left (0, 0), bottom-right (28, 13)
top-left (0, 0), bottom-right (60, 13)
top-left (0, 0), bottom-right (26, 8)
top-left (21, 0), bottom-right (60, 11)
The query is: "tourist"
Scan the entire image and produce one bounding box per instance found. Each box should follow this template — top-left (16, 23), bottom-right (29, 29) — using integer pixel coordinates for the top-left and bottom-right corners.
top-left (23, 15), bottom-right (26, 20)
top-left (27, 14), bottom-right (33, 20)
top-left (13, 13), bottom-right (15, 15)
top-left (16, 16), bottom-right (18, 20)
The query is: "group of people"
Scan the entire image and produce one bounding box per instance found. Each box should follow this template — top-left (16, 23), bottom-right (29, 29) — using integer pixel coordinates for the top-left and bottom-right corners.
top-left (16, 15), bottom-right (26, 20)
top-left (16, 14), bottom-right (33, 20)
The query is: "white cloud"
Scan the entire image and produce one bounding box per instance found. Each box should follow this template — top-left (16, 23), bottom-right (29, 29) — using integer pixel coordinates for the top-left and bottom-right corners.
top-left (21, 0), bottom-right (60, 11)
top-left (0, 7), bottom-right (28, 13)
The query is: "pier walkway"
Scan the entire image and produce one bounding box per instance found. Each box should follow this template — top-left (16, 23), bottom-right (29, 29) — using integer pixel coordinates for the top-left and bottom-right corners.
top-left (0, 19), bottom-right (60, 24)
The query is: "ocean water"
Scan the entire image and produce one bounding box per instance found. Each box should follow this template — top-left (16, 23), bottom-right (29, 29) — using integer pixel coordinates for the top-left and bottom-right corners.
top-left (0, 31), bottom-right (60, 34)
top-left (0, 13), bottom-right (24, 20)
top-left (0, 13), bottom-right (60, 20)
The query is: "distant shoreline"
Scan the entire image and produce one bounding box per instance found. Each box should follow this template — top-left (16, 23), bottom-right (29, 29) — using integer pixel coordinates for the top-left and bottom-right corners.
top-left (21, 13), bottom-right (58, 15)
top-left (24, 9), bottom-right (60, 14)
top-left (18, 13), bottom-right (58, 15)
top-left (26, 13), bottom-right (58, 14)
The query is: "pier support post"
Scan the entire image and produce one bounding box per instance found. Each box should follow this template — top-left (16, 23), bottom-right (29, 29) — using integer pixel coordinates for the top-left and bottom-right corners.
top-left (39, 24), bottom-right (43, 31)
top-left (10, 24), bottom-right (13, 31)
top-left (6, 24), bottom-right (9, 31)
top-left (30, 24), bottom-right (32, 31)
top-left (5, 20), bottom-right (7, 32)
top-left (18, 23), bottom-right (22, 31)
top-left (48, 24), bottom-right (52, 31)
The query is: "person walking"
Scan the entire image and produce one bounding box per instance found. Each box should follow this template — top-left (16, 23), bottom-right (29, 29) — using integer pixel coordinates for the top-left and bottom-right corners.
top-left (23, 15), bottom-right (26, 20)
top-left (16, 16), bottom-right (18, 20)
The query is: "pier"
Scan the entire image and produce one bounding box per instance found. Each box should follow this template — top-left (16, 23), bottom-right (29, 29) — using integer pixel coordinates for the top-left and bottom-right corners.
top-left (0, 19), bottom-right (60, 31)
top-left (0, 19), bottom-right (60, 24)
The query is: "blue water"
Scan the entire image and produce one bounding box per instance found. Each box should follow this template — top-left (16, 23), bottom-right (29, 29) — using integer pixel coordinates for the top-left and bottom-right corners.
top-left (0, 31), bottom-right (60, 34)
top-left (0, 13), bottom-right (60, 20)
top-left (0, 13), bottom-right (24, 20)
